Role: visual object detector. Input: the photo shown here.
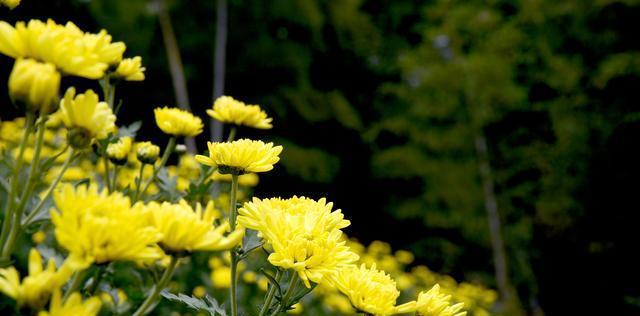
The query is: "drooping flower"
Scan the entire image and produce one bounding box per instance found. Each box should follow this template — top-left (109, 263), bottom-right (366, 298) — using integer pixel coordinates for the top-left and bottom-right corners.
top-left (238, 196), bottom-right (357, 287)
top-left (58, 88), bottom-right (116, 147)
top-left (51, 184), bottom-right (162, 268)
top-left (106, 136), bottom-right (133, 164)
top-left (8, 58), bottom-right (60, 112)
top-left (195, 139), bottom-right (282, 174)
top-left (139, 200), bottom-right (244, 254)
top-left (38, 289), bottom-right (102, 316)
top-left (332, 264), bottom-right (416, 316)
top-left (416, 284), bottom-right (466, 316)
top-left (136, 141), bottom-right (160, 164)
top-left (0, 248), bottom-right (75, 309)
top-left (207, 96), bottom-right (273, 129)
top-left (114, 56), bottom-right (145, 81)
top-left (154, 107), bottom-right (203, 137)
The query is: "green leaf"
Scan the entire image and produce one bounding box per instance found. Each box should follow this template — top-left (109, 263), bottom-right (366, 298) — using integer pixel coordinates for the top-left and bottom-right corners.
top-left (161, 291), bottom-right (227, 316)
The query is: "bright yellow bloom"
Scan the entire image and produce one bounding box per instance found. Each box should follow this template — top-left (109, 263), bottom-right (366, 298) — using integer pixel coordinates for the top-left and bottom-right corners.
top-left (288, 303), bottom-right (303, 314)
top-left (207, 96), bottom-right (273, 129)
top-left (211, 266), bottom-right (231, 288)
top-left (0, 248), bottom-right (74, 309)
top-left (1, 0), bottom-right (20, 9)
top-left (416, 284), bottom-right (466, 316)
top-left (192, 286), bottom-right (207, 298)
top-left (154, 107), bottom-right (203, 137)
top-left (51, 184), bottom-right (162, 268)
top-left (136, 141), bottom-right (160, 164)
top-left (210, 170), bottom-right (259, 187)
top-left (107, 136), bottom-right (133, 162)
top-left (238, 196), bottom-right (357, 287)
top-left (0, 19), bottom-right (123, 79)
top-left (139, 200), bottom-right (244, 254)
top-left (332, 264), bottom-right (416, 316)
top-left (8, 58), bottom-right (61, 112)
top-left (196, 139), bottom-right (282, 174)
top-left (39, 290), bottom-right (102, 316)
top-left (114, 56), bottom-right (145, 81)
top-left (59, 88), bottom-right (116, 145)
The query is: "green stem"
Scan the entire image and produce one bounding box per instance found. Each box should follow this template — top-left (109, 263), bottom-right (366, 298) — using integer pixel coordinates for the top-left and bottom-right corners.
top-left (133, 163), bottom-right (146, 202)
top-left (102, 150), bottom-right (112, 193)
top-left (63, 269), bottom-right (88, 301)
top-left (227, 127), bottom-right (237, 142)
top-left (132, 256), bottom-right (179, 316)
top-left (1, 114), bottom-right (46, 258)
top-left (23, 149), bottom-right (77, 226)
top-left (111, 165), bottom-right (119, 191)
top-left (258, 270), bottom-right (282, 316)
top-left (229, 174), bottom-right (239, 316)
top-left (0, 113), bottom-right (35, 248)
top-left (138, 137), bottom-right (176, 199)
top-left (273, 272), bottom-right (299, 315)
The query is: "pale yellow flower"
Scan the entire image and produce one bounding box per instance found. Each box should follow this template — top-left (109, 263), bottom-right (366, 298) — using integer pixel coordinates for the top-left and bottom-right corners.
top-left (0, 249), bottom-right (75, 309)
top-left (59, 88), bottom-right (116, 146)
top-left (332, 264), bottom-right (416, 316)
top-left (136, 141), bottom-right (160, 164)
top-left (154, 107), bottom-right (203, 137)
top-left (196, 139), bottom-right (282, 174)
top-left (1, 0), bottom-right (20, 9)
top-left (139, 200), bottom-right (244, 254)
top-left (114, 56), bottom-right (145, 81)
top-left (416, 284), bottom-right (466, 316)
top-left (107, 136), bottom-right (133, 162)
top-left (8, 58), bottom-right (60, 112)
top-left (51, 184), bottom-right (162, 268)
top-left (207, 96), bottom-right (273, 129)
top-left (38, 289), bottom-right (102, 316)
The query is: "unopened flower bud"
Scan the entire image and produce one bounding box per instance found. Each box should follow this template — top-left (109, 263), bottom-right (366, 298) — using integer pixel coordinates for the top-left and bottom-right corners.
top-left (136, 141), bottom-right (160, 164)
top-left (8, 58), bottom-right (61, 113)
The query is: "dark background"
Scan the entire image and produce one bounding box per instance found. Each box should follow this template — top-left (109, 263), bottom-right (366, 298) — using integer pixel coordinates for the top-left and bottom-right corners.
top-left (2, 1), bottom-right (639, 315)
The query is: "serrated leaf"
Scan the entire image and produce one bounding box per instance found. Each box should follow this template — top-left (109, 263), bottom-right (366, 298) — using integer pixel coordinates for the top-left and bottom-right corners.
top-left (239, 229), bottom-right (263, 259)
top-left (161, 291), bottom-right (227, 316)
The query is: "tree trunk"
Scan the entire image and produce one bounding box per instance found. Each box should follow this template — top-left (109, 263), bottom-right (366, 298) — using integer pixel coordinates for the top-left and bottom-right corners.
top-left (211, 0), bottom-right (228, 142)
top-left (157, 0), bottom-right (197, 153)
top-left (474, 134), bottom-right (511, 304)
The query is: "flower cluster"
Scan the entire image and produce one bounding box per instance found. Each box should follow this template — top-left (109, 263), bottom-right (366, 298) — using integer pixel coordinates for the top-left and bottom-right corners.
top-left (0, 14), bottom-right (492, 316)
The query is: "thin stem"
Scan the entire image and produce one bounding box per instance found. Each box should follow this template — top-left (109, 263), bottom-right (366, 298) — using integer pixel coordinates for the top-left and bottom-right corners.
top-left (258, 269), bottom-right (282, 316)
top-left (138, 137), bottom-right (176, 199)
top-left (23, 149), bottom-right (77, 226)
top-left (273, 272), bottom-right (299, 315)
top-left (102, 150), bottom-right (112, 193)
top-left (133, 163), bottom-right (146, 202)
top-left (227, 127), bottom-right (237, 142)
top-left (0, 113), bottom-right (35, 248)
top-left (1, 114), bottom-right (46, 258)
top-left (229, 174), bottom-right (239, 316)
top-left (63, 269), bottom-right (88, 301)
top-left (132, 256), bottom-right (179, 316)
top-left (111, 165), bottom-right (119, 191)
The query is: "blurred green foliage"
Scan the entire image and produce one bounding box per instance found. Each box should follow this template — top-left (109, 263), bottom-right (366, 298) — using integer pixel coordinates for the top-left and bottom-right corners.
top-left (61, 0), bottom-right (640, 314)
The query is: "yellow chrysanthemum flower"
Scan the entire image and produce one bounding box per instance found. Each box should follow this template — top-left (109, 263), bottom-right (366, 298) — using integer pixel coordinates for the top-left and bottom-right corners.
top-left (106, 136), bottom-right (133, 163)
top-left (8, 58), bottom-right (61, 112)
top-left (139, 200), bottom-right (244, 254)
top-left (238, 196), bottom-right (357, 287)
top-left (114, 56), bottom-right (145, 81)
top-left (39, 290), bottom-right (102, 316)
top-left (1, 0), bottom-right (20, 9)
top-left (51, 184), bottom-right (162, 269)
top-left (196, 139), bottom-right (282, 174)
top-left (59, 88), bottom-right (116, 146)
top-left (0, 248), bottom-right (75, 309)
top-left (207, 96), bottom-right (273, 129)
top-left (136, 141), bottom-right (160, 164)
top-left (154, 107), bottom-right (203, 137)
top-left (332, 264), bottom-right (416, 316)
top-left (0, 19), bottom-right (124, 79)
top-left (416, 284), bottom-right (466, 316)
